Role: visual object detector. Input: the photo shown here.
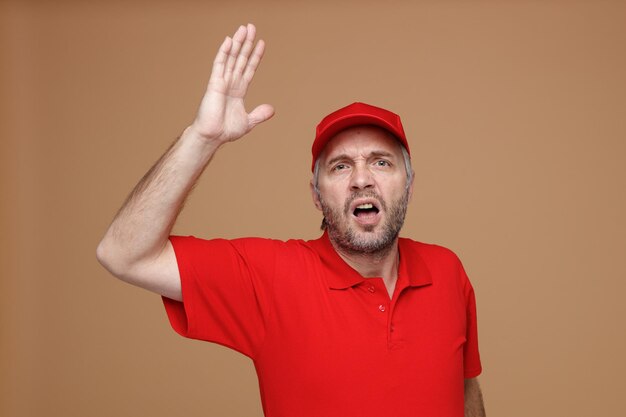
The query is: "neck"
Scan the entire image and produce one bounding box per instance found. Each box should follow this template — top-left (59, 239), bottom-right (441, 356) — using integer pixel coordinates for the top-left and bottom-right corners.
top-left (329, 237), bottom-right (400, 297)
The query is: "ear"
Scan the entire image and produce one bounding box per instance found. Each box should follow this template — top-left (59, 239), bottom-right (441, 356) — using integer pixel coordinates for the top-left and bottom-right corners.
top-left (310, 180), bottom-right (323, 211)
top-left (407, 169), bottom-right (415, 201)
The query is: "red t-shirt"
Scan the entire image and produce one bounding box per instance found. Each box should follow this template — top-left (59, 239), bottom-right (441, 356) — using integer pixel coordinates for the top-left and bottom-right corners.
top-left (163, 232), bottom-right (482, 417)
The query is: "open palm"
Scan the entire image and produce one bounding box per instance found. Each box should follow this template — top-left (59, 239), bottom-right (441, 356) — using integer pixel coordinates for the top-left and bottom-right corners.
top-left (192, 24), bottom-right (274, 143)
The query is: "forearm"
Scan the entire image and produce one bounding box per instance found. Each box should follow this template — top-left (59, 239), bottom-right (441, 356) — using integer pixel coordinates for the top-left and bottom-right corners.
top-left (464, 378), bottom-right (486, 417)
top-left (97, 126), bottom-right (220, 278)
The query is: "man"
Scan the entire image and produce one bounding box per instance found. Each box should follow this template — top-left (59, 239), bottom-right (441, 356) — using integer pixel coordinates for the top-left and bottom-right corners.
top-left (97, 24), bottom-right (486, 417)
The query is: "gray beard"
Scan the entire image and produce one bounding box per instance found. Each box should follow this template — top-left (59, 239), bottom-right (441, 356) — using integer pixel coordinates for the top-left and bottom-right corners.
top-left (320, 189), bottom-right (410, 257)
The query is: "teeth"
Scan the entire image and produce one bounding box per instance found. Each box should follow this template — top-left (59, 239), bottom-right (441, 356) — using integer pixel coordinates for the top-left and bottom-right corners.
top-left (356, 203), bottom-right (374, 209)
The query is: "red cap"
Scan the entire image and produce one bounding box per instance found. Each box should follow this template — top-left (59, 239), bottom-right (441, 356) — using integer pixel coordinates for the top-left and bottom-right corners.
top-left (311, 102), bottom-right (409, 171)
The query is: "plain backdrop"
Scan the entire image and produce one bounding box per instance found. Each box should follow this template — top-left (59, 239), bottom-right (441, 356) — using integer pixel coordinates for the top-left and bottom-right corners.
top-left (2, 1), bottom-right (625, 416)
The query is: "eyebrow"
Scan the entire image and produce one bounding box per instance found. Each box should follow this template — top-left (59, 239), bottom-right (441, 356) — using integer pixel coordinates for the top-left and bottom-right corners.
top-left (325, 150), bottom-right (396, 168)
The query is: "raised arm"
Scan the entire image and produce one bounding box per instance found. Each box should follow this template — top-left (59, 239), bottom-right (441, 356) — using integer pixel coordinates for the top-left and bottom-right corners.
top-left (96, 24), bottom-right (273, 301)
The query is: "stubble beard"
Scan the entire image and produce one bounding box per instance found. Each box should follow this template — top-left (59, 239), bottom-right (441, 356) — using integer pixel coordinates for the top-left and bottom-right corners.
top-left (320, 189), bottom-right (410, 258)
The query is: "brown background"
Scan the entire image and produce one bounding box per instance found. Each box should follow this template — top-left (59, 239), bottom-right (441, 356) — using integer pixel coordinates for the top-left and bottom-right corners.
top-left (2, 0), bottom-right (625, 416)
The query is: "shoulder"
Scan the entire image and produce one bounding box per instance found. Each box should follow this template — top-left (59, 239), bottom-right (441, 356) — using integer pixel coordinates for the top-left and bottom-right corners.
top-left (399, 238), bottom-right (472, 285)
top-left (399, 237), bottom-right (462, 265)
top-left (170, 235), bottom-right (313, 258)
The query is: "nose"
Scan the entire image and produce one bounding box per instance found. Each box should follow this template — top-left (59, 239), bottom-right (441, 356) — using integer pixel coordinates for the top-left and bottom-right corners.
top-left (350, 163), bottom-right (374, 190)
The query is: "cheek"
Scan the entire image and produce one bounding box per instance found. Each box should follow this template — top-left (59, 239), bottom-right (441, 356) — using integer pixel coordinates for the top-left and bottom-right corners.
top-left (379, 183), bottom-right (409, 205)
top-left (318, 181), bottom-right (342, 202)
top-left (318, 189), bottom-right (347, 212)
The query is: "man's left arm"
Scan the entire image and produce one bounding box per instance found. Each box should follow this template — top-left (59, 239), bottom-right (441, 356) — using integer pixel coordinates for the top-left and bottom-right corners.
top-left (464, 377), bottom-right (486, 417)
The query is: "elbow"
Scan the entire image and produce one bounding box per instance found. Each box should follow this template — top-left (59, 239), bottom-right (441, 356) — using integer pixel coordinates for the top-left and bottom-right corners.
top-left (95, 238), bottom-right (153, 288)
top-left (96, 238), bottom-right (128, 279)
top-left (96, 239), bottom-right (114, 274)
top-left (95, 240), bottom-right (109, 269)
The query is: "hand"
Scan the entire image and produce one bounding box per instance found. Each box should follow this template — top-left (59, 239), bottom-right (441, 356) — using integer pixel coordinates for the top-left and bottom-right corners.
top-left (190, 24), bottom-right (274, 144)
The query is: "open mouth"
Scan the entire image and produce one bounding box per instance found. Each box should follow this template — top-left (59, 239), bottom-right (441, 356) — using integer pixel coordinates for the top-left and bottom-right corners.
top-left (353, 203), bottom-right (380, 219)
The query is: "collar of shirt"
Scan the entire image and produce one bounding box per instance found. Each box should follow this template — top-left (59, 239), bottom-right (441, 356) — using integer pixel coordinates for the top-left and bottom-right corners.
top-left (308, 231), bottom-right (433, 290)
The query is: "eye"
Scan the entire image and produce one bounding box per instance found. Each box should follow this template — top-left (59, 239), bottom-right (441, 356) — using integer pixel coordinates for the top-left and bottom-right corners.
top-left (332, 163), bottom-right (349, 171)
top-left (374, 160), bottom-right (391, 167)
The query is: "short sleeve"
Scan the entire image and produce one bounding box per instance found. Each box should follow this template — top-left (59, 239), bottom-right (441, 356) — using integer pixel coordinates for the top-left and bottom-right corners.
top-left (162, 235), bottom-right (277, 359)
top-left (462, 270), bottom-right (482, 378)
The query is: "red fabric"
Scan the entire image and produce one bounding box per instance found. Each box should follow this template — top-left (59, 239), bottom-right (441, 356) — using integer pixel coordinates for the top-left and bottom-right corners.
top-left (312, 102), bottom-right (409, 171)
top-left (163, 232), bottom-right (482, 417)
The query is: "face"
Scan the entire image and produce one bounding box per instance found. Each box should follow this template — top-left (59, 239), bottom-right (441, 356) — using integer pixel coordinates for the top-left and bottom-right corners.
top-left (311, 126), bottom-right (414, 256)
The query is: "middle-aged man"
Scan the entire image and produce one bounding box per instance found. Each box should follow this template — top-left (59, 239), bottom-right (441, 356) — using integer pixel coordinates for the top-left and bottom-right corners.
top-left (97, 24), bottom-right (486, 417)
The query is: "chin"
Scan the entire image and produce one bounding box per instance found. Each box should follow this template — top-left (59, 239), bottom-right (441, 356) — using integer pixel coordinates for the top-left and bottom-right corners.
top-left (347, 229), bottom-right (397, 253)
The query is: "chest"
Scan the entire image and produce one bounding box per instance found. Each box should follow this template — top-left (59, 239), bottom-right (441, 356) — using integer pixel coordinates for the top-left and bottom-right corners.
top-left (254, 274), bottom-right (467, 416)
top-left (259, 274), bottom-right (467, 375)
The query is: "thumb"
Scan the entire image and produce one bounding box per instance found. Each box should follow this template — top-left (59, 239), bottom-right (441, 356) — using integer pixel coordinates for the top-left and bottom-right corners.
top-left (248, 104), bottom-right (275, 130)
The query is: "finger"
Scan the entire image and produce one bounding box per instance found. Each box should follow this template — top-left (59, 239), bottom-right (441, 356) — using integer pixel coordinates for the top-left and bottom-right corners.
top-left (233, 23), bottom-right (256, 76)
top-left (209, 36), bottom-right (232, 83)
top-left (225, 25), bottom-right (247, 75)
top-left (248, 103), bottom-right (275, 130)
top-left (242, 39), bottom-right (266, 83)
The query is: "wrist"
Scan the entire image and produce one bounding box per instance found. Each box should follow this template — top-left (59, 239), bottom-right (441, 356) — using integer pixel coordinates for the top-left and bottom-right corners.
top-left (180, 124), bottom-right (225, 151)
